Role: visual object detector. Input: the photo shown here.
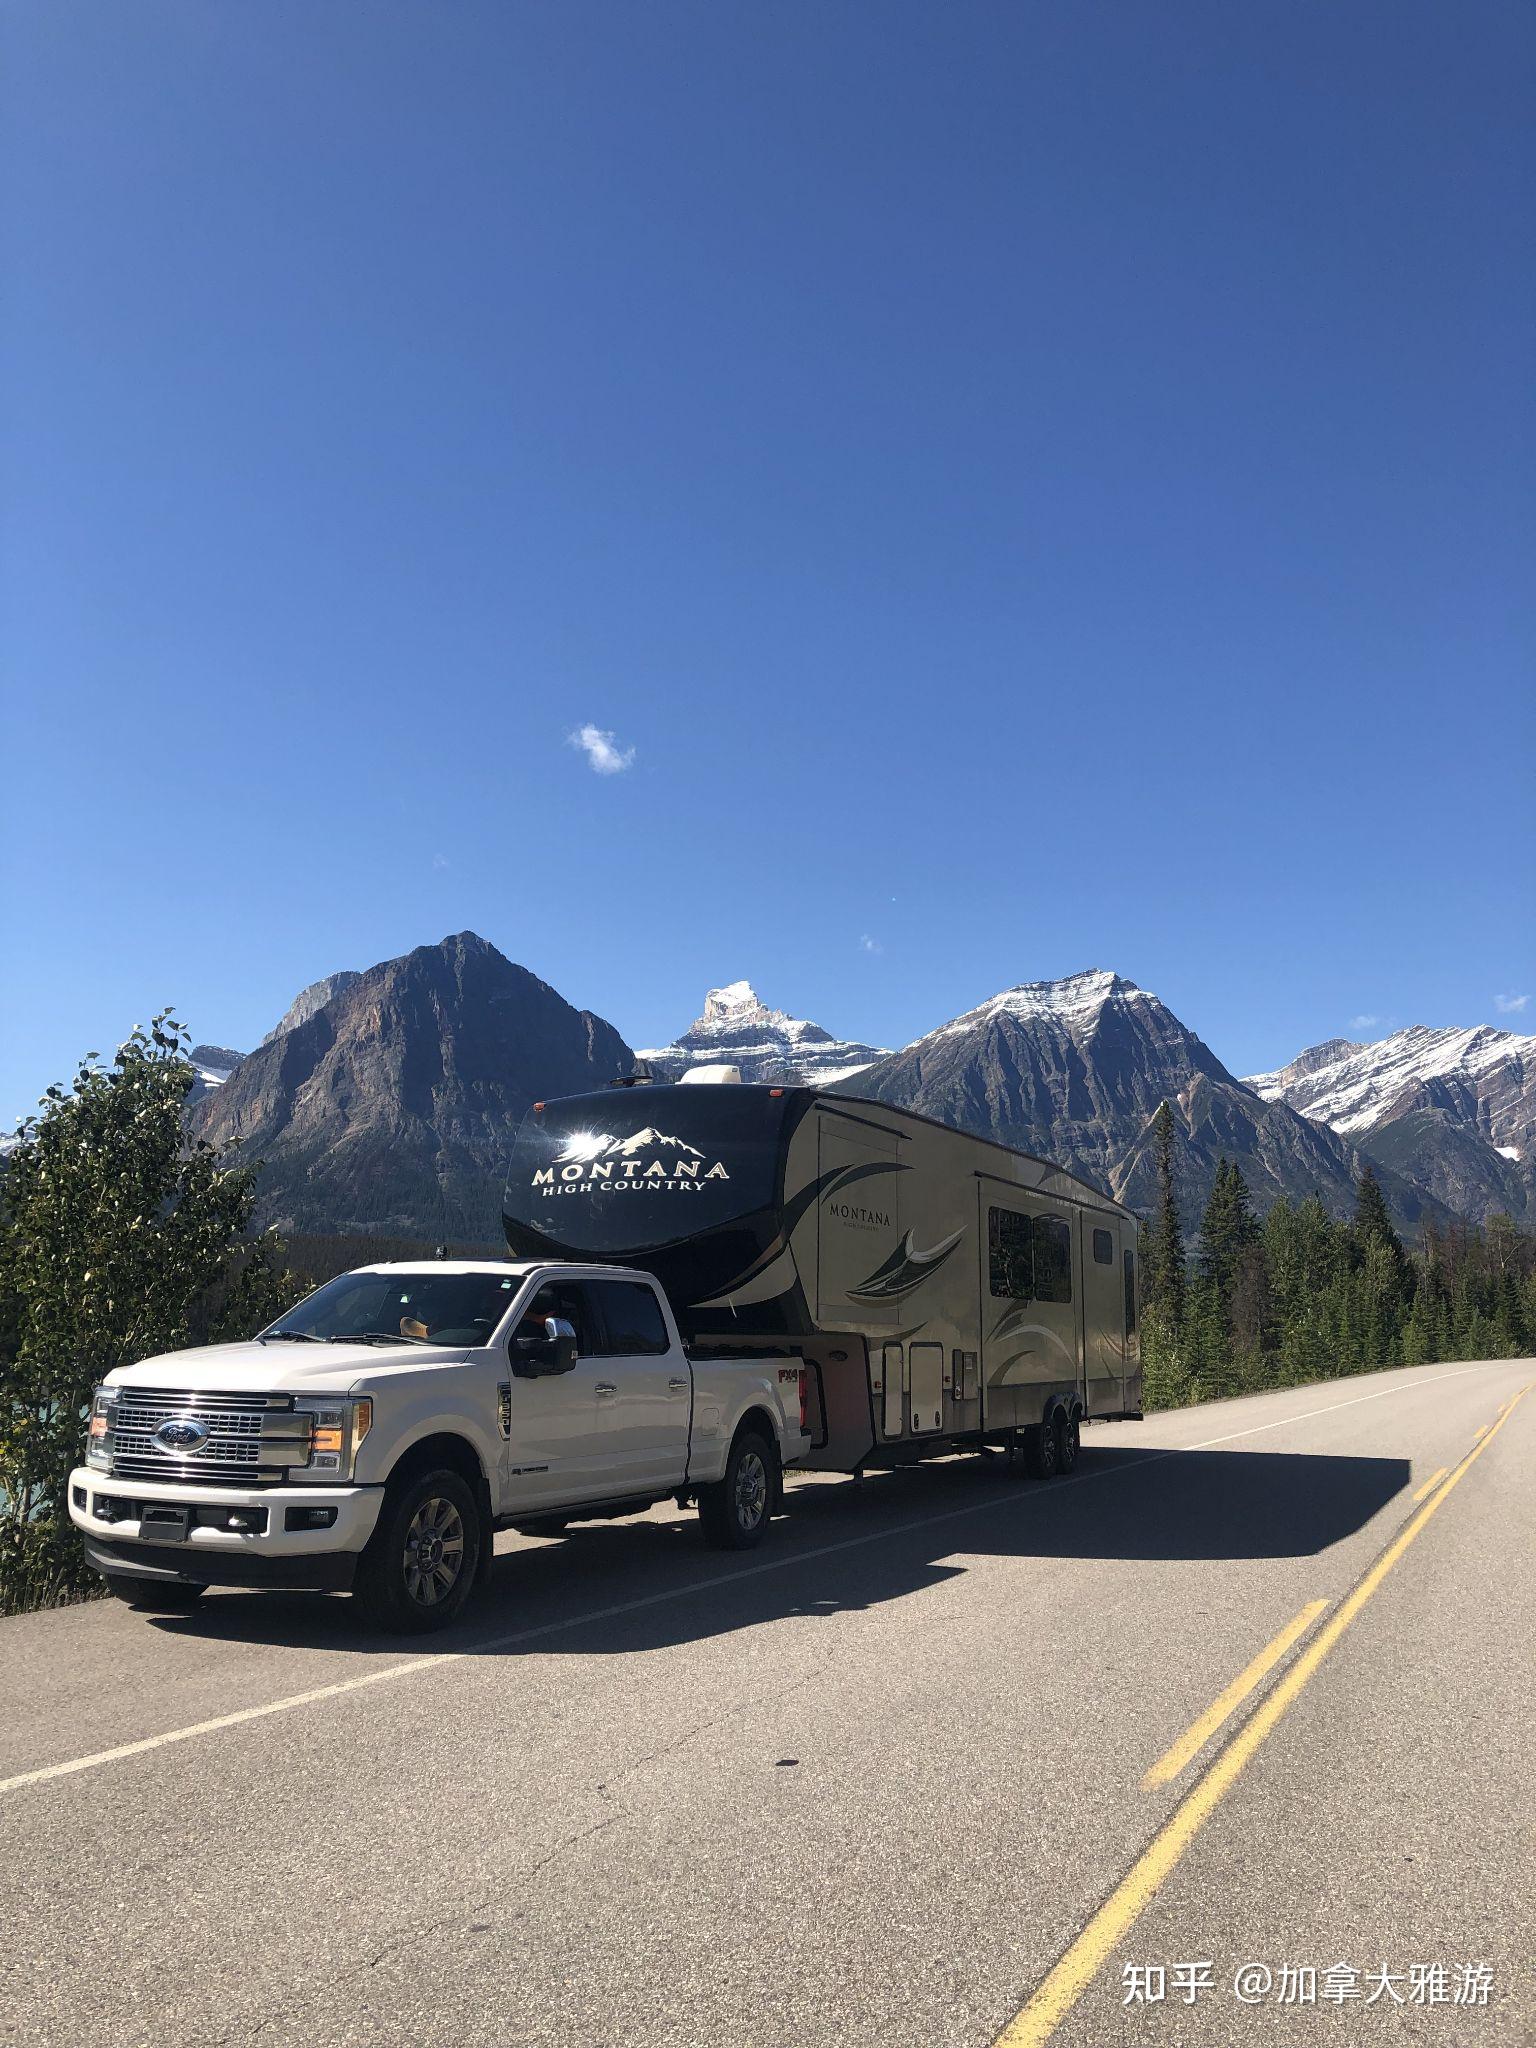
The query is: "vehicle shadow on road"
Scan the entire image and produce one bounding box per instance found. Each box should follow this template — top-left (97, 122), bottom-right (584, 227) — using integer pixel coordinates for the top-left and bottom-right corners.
top-left (149, 1444), bottom-right (1410, 1659)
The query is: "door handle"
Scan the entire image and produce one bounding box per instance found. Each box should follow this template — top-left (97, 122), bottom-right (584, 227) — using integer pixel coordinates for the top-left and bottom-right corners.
top-left (668, 1377), bottom-right (689, 1394)
top-left (594, 1381), bottom-right (617, 1398)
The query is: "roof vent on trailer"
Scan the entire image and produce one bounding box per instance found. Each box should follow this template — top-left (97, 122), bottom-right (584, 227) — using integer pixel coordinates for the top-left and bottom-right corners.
top-left (678, 1063), bottom-right (743, 1086)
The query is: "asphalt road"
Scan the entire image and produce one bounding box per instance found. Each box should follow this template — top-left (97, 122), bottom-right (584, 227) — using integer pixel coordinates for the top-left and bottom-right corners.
top-left (2, 1357), bottom-right (1531, 2048)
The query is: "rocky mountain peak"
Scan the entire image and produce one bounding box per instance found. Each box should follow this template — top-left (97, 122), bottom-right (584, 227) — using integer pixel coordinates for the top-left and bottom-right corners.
top-left (638, 982), bottom-right (886, 1088)
top-left (191, 933), bottom-right (632, 1239)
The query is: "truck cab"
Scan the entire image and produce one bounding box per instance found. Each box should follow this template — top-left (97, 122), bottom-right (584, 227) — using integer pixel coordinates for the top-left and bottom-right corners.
top-left (70, 1260), bottom-right (809, 1633)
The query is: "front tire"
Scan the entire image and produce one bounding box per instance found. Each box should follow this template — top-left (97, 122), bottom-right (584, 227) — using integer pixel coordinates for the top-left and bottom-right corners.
top-left (698, 1430), bottom-right (778, 1550)
top-left (354, 1468), bottom-right (482, 1633)
top-left (103, 1575), bottom-right (207, 1614)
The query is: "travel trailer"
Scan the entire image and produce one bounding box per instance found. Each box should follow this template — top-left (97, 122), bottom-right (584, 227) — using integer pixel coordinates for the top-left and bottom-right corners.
top-left (503, 1079), bottom-right (1142, 1480)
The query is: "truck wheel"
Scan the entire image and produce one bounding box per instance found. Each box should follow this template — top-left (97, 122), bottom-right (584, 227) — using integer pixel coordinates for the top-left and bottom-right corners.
top-left (1055, 1409), bottom-right (1081, 1474)
top-left (103, 1575), bottom-right (207, 1613)
top-left (1022, 1420), bottom-right (1060, 1481)
top-left (354, 1467), bottom-right (482, 1633)
top-left (698, 1430), bottom-right (777, 1550)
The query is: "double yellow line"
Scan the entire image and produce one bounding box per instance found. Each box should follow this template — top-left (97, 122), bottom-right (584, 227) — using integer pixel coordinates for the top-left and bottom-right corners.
top-left (995, 1383), bottom-right (1532, 2047)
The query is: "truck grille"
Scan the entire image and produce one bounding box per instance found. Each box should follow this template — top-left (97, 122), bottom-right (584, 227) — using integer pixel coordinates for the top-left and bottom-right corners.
top-left (107, 1387), bottom-right (312, 1486)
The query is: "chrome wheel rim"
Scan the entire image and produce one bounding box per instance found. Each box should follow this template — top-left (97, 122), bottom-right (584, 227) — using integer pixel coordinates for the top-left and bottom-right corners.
top-left (403, 1495), bottom-right (466, 1606)
top-left (735, 1450), bottom-right (768, 1531)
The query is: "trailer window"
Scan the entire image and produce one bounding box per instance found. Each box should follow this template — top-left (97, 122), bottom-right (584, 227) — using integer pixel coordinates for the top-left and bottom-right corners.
top-left (591, 1279), bottom-right (671, 1356)
top-left (1092, 1228), bottom-right (1114, 1265)
top-left (1033, 1215), bottom-right (1073, 1303)
top-left (1123, 1249), bottom-right (1138, 1338)
top-left (988, 1208), bottom-right (1033, 1298)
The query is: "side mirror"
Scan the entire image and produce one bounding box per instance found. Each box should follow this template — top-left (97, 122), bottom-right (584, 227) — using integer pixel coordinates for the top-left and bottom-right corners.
top-left (512, 1315), bottom-right (579, 1378)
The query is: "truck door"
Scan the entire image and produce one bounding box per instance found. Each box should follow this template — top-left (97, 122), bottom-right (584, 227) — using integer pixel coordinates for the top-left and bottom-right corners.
top-left (505, 1279), bottom-right (620, 1510)
top-left (587, 1278), bottom-right (691, 1492)
top-left (1082, 1218), bottom-right (1125, 1417)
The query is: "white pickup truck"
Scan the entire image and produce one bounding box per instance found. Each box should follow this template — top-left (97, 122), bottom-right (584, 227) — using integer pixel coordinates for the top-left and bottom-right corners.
top-left (69, 1260), bottom-right (809, 1632)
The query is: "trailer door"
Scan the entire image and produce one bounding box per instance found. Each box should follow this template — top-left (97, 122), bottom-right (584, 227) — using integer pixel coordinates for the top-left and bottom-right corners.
top-left (1082, 1217), bottom-right (1125, 1417)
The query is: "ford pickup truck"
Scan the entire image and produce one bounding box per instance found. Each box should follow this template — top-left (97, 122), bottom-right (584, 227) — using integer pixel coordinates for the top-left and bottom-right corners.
top-left (69, 1260), bottom-right (809, 1632)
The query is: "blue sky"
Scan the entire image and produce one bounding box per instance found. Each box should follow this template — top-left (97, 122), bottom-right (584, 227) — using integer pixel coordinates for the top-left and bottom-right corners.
top-left (2, 1), bottom-right (1532, 1123)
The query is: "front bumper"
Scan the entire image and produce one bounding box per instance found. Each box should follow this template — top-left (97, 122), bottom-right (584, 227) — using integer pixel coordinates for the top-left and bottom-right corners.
top-left (69, 1466), bottom-right (384, 1591)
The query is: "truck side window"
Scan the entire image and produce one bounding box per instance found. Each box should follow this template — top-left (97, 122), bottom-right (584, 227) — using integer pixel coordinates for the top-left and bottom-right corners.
top-left (1033, 1215), bottom-right (1073, 1303)
top-left (591, 1280), bottom-right (670, 1356)
top-left (517, 1281), bottom-right (598, 1356)
top-left (1092, 1227), bottom-right (1114, 1265)
top-left (988, 1208), bottom-right (1033, 1298)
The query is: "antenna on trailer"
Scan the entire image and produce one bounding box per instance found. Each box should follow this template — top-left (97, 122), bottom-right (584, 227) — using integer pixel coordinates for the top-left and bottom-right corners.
top-left (611, 1059), bottom-right (659, 1088)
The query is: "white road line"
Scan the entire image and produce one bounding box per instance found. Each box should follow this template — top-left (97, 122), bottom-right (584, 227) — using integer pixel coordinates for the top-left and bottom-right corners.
top-left (1188, 1363), bottom-right (1493, 1448)
top-left (0, 1360), bottom-right (1515, 1799)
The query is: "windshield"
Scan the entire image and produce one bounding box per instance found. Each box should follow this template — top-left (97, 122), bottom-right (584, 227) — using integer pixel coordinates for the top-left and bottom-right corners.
top-left (264, 1270), bottom-right (521, 1348)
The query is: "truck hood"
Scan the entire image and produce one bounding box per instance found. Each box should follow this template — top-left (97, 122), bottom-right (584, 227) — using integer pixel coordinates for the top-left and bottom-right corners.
top-left (105, 1338), bottom-right (472, 1396)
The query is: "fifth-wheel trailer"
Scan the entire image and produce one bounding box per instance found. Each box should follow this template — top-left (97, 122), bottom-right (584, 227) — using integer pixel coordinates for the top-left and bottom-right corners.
top-left (503, 1077), bottom-right (1141, 1479)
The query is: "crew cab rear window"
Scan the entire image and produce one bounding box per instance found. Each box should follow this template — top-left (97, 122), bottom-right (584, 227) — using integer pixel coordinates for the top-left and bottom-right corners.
top-left (592, 1280), bottom-right (670, 1355)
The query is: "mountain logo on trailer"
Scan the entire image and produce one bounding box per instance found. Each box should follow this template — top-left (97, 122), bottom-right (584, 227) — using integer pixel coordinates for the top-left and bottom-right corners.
top-left (553, 1128), bottom-right (705, 1164)
top-left (536, 1126), bottom-right (728, 1198)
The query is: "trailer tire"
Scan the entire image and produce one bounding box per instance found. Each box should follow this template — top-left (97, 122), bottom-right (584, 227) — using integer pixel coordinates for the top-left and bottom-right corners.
top-left (104, 1575), bottom-right (207, 1614)
top-left (1022, 1420), bottom-right (1060, 1481)
top-left (354, 1467), bottom-right (482, 1633)
top-left (1055, 1408), bottom-right (1081, 1475)
top-left (698, 1429), bottom-right (777, 1550)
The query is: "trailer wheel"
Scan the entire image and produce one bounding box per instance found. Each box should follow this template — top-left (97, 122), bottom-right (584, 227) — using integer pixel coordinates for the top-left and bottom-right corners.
top-left (103, 1575), bottom-right (207, 1613)
top-left (698, 1429), bottom-right (777, 1550)
top-left (1055, 1409), bottom-right (1081, 1475)
top-left (354, 1467), bottom-right (482, 1633)
top-left (1022, 1420), bottom-right (1060, 1481)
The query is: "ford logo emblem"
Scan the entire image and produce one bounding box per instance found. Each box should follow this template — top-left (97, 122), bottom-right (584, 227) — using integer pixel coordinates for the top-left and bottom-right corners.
top-left (155, 1418), bottom-right (210, 1454)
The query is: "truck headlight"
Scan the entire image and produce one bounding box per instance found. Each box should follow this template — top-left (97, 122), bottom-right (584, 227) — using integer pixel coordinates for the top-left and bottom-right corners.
top-left (85, 1385), bottom-right (118, 1470)
top-left (292, 1396), bottom-right (372, 1481)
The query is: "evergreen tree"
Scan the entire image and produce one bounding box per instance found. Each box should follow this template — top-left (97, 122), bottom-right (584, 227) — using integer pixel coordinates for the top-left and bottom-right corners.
top-left (1144, 1101), bottom-right (1185, 1332)
top-left (1352, 1161), bottom-right (1409, 1304)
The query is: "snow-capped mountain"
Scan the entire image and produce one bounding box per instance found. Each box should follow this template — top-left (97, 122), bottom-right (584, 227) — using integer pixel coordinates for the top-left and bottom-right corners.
top-left (1247, 1024), bottom-right (1536, 1223)
top-left (188, 1044), bottom-right (245, 1101)
top-left (638, 981), bottom-right (886, 1088)
top-left (1247, 1025), bottom-right (1535, 1153)
top-left (846, 969), bottom-right (1438, 1230)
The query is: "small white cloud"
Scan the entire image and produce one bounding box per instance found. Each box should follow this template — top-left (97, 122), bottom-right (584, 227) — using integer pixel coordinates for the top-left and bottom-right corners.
top-left (859, 934), bottom-right (882, 954)
top-left (568, 723), bottom-right (635, 776)
top-left (431, 852), bottom-right (451, 871)
top-left (1494, 991), bottom-right (1528, 1015)
top-left (1350, 1014), bottom-right (1381, 1030)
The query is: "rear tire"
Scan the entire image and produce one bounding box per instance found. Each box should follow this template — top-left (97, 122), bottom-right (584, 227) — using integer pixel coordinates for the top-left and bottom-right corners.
top-left (1055, 1409), bottom-right (1081, 1475)
top-left (698, 1430), bottom-right (778, 1550)
top-left (1022, 1419), bottom-right (1061, 1481)
top-left (103, 1575), bottom-right (207, 1613)
top-left (354, 1467), bottom-right (482, 1633)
